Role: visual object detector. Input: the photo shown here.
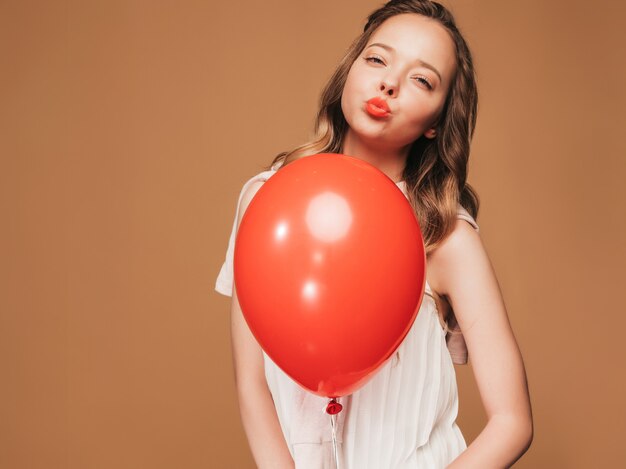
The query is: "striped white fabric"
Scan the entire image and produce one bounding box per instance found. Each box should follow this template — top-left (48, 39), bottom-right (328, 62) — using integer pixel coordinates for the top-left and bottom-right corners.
top-left (215, 169), bottom-right (479, 468)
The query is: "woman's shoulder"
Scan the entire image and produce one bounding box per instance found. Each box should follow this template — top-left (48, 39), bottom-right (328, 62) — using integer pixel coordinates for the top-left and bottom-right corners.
top-left (427, 205), bottom-right (482, 292)
top-left (440, 207), bottom-right (481, 257)
top-left (228, 166), bottom-right (280, 228)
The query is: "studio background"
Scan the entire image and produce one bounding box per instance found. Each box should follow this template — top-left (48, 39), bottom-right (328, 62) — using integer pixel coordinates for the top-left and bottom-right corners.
top-left (1, 0), bottom-right (624, 467)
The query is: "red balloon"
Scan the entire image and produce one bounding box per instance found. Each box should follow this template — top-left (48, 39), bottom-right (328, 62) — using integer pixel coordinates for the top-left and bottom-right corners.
top-left (234, 153), bottom-right (426, 398)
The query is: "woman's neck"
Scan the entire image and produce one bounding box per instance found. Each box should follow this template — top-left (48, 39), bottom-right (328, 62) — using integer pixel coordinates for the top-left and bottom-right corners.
top-left (341, 131), bottom-right (409, 183)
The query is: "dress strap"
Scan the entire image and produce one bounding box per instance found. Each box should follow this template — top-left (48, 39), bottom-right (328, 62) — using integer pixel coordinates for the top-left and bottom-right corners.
top-left (456, 205), bottom-right (479, 232)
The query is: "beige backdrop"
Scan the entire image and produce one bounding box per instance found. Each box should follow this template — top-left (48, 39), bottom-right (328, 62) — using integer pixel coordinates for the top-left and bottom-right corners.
top-left (1, 0), bottom-right (625, 467)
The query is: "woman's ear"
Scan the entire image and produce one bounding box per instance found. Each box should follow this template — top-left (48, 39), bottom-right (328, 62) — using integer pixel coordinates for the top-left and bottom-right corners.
top-left (425, 114), bottom-right (441, 139)
top-left (424, 128), bottom-right (437, 139)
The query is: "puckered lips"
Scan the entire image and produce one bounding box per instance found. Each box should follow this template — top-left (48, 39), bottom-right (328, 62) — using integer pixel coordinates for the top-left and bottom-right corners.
top-left (365, 96), bottom-right (391, 117)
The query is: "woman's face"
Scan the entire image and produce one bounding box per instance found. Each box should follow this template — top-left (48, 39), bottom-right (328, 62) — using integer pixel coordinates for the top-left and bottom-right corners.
top-left (341, 13), bottom-right (457, 151)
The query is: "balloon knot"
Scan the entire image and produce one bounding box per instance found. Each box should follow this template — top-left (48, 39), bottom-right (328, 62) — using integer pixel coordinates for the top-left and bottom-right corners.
top-left (325, 398), bottom-right (343, 415)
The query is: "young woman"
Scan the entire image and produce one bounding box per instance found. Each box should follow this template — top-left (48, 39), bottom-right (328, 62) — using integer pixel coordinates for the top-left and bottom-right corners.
top-left (216, 1), bottom-right (533, 467)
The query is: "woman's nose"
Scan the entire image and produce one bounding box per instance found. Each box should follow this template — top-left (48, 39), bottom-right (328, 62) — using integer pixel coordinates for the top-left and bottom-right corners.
top-left (379, 80), bottom-right (397, 97)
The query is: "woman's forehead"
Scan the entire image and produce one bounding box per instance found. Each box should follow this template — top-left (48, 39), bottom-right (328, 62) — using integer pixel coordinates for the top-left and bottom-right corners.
top-left (367, 14), bottom-right (457, 82)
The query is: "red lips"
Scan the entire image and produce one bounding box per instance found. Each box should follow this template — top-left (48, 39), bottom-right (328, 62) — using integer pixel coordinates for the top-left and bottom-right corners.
top-left (366, 97), bottom-right (391, 117)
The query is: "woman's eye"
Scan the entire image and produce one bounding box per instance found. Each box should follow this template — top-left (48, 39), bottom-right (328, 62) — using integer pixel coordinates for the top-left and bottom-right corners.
top-left (365, 56), bottom-right (385, 65)
top-left (413, 76), bottom-right (433, 90)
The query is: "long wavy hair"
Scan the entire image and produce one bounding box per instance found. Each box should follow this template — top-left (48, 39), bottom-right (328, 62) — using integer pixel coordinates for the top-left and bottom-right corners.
top-left (266, 0), bottom-right (480, 254)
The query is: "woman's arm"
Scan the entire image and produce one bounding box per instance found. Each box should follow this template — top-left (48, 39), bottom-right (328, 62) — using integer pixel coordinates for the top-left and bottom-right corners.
top-left (230, 181), bottom-right (295, 469)
top-left (429, 220), bottom-right (534, 468)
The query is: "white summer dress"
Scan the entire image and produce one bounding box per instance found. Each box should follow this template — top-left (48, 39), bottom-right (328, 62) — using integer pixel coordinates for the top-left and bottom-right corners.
top-left (215, 167), bottom-right (480, 469)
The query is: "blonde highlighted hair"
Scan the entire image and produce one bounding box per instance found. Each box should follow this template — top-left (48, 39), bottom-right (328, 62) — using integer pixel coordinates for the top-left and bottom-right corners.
top-left (266, 0), bottom-right (479, 253)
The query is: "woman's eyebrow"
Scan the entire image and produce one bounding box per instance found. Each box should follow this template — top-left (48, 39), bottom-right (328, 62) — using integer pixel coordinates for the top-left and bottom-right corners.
top-left (365, 42), bottom-right (443, 83)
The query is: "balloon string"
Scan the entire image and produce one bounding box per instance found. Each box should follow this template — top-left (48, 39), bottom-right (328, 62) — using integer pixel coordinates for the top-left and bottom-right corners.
top-left (330, 412), bottom-right (340, 469)
top-left (325, 398), bottom-right (342, 469)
